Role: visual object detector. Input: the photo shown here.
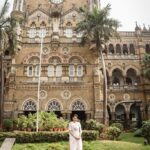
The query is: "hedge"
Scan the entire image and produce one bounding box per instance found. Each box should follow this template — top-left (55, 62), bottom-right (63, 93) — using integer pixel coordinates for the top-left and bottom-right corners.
top-left (0, 130), bottom-right (98, 143)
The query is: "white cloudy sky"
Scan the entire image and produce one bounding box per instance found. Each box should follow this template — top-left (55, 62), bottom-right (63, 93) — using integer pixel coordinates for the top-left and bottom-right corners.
top-left (1, 0), bottom-right (150, 31)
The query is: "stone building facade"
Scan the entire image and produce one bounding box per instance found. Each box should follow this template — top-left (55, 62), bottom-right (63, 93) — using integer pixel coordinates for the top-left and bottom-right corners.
top-left (2, 0), bottom-right (150, 125)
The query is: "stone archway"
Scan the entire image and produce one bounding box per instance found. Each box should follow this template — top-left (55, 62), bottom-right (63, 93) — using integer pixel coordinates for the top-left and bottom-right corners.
top-left (115, 104), bottom-right (126, 121)
top-left (130, 103), bottom-right (142, 127)
top-left (47, 100), bottom-right (62, 118)
top-left (23, 100), bottom-right (36, 116)
top-left (71, 100), bottom-right (86, 121)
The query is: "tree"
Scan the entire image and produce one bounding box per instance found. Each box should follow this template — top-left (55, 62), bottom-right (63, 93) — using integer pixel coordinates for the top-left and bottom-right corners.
top-left (0, 0), bottom-right (15, 55)
top-left (0, 0), bottom-right (15, 126)
top-left (76, 5), bottom-right (121, 125)
top-left (142, 53), bottom-right (150, 80)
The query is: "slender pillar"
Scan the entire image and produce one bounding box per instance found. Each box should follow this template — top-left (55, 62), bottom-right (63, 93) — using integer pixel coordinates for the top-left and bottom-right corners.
top-left (20, 0), bottom-right (24, 11)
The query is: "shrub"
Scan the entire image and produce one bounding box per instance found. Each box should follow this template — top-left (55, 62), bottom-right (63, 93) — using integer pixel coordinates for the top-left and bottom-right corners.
top-left (82, 130), bottom-right (99, 140)
top-left (111, 123), bottom-right (124, 131)
top-left (85, 119), bottom-right (104, 134)
top-left (142, 120), bottom-right (150, 144)
top-left (107, 127), bottom-right (121, 140)
top-left (3, 119), bottom-right (13, 131)
top-left (0, 130), bottom-right (98, 143)
top-left (134, 128), bottom-right (143, 137)
top-left (85, 119), bottom-right (97, 130)
top-left (15, 112), bottom-right (68, 131)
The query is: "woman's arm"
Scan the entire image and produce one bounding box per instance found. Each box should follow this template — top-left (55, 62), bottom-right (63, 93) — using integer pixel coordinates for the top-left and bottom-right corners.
top-left (79, 122), bottom-right (82, 138)
top-left (68, 123), bottom-right (78, 139)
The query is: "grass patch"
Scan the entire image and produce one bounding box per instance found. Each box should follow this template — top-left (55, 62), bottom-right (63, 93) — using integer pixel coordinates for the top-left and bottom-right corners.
top-left (12, 141), bottom-right (150, 150)
top-left (11, 132), bottom-right (150, 150)
top-left (119, 132), bottom-right (145, 144)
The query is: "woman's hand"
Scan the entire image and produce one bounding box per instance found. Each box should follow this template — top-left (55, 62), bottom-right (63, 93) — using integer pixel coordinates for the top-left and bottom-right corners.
top-left (75, 136), bottom-right (81, 140)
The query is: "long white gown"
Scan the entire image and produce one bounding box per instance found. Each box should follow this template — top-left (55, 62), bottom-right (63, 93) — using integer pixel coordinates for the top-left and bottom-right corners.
top-left (69, 121), bottom-right (83, 150)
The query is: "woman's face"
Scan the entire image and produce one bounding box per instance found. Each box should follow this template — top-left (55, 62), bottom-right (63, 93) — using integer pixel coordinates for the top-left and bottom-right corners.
top-left (73, 116), bottom-right (78, 122)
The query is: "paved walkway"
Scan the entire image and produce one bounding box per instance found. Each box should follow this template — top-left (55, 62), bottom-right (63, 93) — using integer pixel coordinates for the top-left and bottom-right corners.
top-left (0, 138), bottom-right (16, 150)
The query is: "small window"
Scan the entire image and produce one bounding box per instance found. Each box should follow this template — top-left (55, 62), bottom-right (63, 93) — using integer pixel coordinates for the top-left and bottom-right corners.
top-left (77, 65), bottom-right (83, 77)
top-left (65, 28), bottom-right (73, 38)
top-left (27, 66), bottom-right (33, 77)
top-left (69, 65), bottom-right (75, 77)
top-left (48, 65), bottom-right (55, 77)
top-left (35, 65), bottom-right (40, 77)
top-left (56, 65), bottom-right (62, 77)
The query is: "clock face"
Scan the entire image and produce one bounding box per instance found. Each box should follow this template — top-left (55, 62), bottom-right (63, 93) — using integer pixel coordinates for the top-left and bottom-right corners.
top-left (51, 0), bottom-right (63, 4)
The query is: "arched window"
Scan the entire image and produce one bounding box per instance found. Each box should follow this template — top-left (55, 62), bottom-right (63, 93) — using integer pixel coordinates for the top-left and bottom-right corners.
top-left (69, 57), bottom-right (84, 77)
top-left (129, 44), bottom-right (135, 55)
top-left (35, 65), bottom-right (40, 77)
top-left (123, 44), bottom-right (128, 55)
top-left (65, 22), bottom-right (73, 38)
top-left (145, 44), bottom-right (150, 54)
top-left (77, 65), bottom-right (84, 77)
top-left (47, 101), bottom-right (61, 111)
top-left (48, 65), bottom-right (55, 77)
top-left (23, 100), bottom-right (36, 111)
top-left (116, 44), bottom-right (121, 55)
top-left (112, 69), bottom-right (124, 86)
top-left (126, 68), bottom-right (137, 85)
top-left (69, 65), bottom-right (75, 77)
top-left (109, 44), bottom-right (115, 54)
top-left (72, 101), bottom-right (85, 111)
top-left (48, 57), bottom-right (62, 78)
top-left (27, 66), bottom-right (33, 77)
top-left (115, 104), bottom-right (126, 121)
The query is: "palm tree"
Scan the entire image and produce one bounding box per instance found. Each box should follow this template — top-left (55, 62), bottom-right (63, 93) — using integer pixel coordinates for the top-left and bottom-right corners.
top-left (76, 4), bottom-right (121, 125)
top-left (142, 53), bottom-right (150, 80)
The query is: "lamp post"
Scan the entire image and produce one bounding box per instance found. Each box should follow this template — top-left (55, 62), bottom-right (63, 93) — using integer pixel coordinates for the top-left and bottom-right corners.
top-left (36, 29), bottom-right (47, 132)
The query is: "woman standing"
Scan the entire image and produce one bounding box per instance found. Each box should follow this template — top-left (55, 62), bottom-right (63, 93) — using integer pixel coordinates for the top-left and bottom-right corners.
top-left (69, 114), bottom-right (83, 150)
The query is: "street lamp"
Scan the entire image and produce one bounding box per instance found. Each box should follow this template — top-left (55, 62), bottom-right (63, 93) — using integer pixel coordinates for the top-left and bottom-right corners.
top-left (36, 29), bottom-right (47, 132)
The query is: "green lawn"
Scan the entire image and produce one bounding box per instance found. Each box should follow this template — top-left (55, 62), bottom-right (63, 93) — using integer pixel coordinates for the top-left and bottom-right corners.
top-left (12, 133), bottom-right (150, 150)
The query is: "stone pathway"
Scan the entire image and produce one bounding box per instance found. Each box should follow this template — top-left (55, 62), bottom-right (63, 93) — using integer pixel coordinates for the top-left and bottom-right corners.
top-left (0, 138), bottom-right (16, 150)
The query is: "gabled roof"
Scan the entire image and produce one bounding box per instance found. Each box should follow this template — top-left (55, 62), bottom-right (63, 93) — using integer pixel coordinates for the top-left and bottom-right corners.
top-left (62, 6), bottom-right (80, 17)
top-left (28, 8), bottom-right (49, 17)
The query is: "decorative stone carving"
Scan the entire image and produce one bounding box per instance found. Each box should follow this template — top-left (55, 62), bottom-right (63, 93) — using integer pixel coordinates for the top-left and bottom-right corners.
top-left (62, 47), bottom-right (69, 55)
top-left (40, 90), bottom-right (47, 99)
top-left (42, 47), bottom-right (49, 55)
top-left (109, 94), bottom-right (116, 103)
top-left (123, 94), bottom-right (130, 101)
top-left (61, 90), bottom-right (71, 100)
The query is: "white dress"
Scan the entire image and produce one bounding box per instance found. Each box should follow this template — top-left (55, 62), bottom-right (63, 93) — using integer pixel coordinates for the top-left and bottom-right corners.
top-left (69, 121), bottom-right (83, 150)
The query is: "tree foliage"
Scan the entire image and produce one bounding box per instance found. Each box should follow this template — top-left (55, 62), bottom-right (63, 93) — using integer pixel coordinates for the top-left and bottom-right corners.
top-left (0, 0), bottom-right (15, 55)
top-left (142, 53), bottom-right (150, 80)
top-left (76, 5), bottom-right (121, 124)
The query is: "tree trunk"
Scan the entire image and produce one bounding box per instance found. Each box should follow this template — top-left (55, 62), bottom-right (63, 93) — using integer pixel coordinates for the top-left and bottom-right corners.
top-left (0, 54), bottom-right (4, 126)
top-left (99, 48), bottom-right (108, 126)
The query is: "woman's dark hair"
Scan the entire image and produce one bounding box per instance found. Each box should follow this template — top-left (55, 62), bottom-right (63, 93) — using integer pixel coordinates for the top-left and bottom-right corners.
top-left (72, 114), bottom-right (78, 119)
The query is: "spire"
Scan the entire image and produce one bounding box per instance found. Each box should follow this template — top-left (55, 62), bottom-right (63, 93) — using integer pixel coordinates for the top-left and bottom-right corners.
top-left (143, 24), bottom-right (148, 32)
